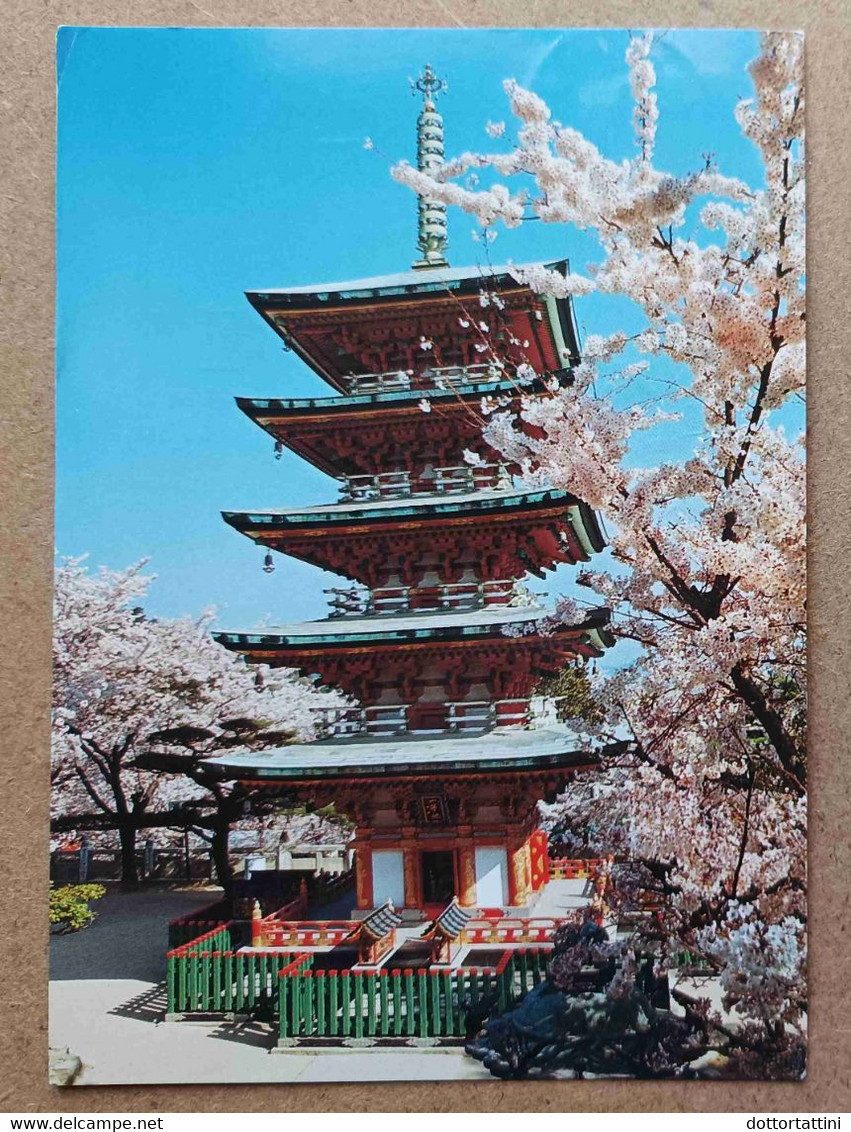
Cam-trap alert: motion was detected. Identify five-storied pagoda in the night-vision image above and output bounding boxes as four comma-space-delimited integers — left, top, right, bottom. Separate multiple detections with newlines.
211, 66, 613, 918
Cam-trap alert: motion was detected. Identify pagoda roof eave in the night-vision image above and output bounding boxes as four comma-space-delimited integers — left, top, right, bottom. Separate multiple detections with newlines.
235, 370, 572, 421
246, 260, 566, 307
245, 259, 581, 391
213, 604, 614, 653
224, 487, 584, 528
234, 370, 578, 480
201, 727, 606, 783
222, 487, 606, 566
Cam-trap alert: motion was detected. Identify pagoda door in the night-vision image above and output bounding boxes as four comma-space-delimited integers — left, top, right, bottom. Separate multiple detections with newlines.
421, 850, 456, 905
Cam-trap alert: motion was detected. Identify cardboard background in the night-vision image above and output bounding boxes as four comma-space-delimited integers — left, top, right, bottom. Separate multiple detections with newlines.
1, 0, 846, 1113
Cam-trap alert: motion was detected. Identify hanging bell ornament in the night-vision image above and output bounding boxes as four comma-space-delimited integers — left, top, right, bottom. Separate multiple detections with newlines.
263, 552, 275, 574
274, 440, 283, 460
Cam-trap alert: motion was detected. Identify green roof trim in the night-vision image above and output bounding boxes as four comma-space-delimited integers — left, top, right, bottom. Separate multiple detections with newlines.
222, 489, 606, 560
236, 369, 573, 419
212, 748, 594, 780
213, 605, 613, 652
226, 488, 575, 529
206, 744, 600, 783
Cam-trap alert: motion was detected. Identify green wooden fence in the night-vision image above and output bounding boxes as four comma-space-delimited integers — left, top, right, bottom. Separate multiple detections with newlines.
166, 923, 294, 1016
166, 919, 551, 1039
278, 947, 550, 1041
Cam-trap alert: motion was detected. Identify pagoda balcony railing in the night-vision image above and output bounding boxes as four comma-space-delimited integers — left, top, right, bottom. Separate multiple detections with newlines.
312, 699, 536, 739
324, 579, 537, 618
343, 362, 495, 396
338, 463, 512, 502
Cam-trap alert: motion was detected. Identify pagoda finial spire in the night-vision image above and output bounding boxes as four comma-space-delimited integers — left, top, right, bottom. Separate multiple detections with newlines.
411, 63, 449, 270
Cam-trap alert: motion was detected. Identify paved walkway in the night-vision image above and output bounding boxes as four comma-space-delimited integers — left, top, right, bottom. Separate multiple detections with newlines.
527, 878, 593, 917
49, 979, 487, 1086
50, 885, 224, 982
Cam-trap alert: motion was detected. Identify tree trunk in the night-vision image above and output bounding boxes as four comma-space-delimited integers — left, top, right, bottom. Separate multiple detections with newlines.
210, 820, 234, 897
118, 817, 139, 889
729, 662, 806, 789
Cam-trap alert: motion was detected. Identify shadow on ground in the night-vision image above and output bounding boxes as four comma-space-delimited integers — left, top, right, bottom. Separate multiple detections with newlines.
105, 980, 278, 1050
109, 981, 169, 1024
208, 1018, 276, 1050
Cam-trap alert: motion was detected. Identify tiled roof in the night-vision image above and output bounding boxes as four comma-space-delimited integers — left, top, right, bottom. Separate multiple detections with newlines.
219, 601, 551, 639
348, 900, 403, 941
222, 486, 577, 524
235, 371, 567, 416
246, 262, 544, 300
424, 898, 471, 940
203, 727, 600, 781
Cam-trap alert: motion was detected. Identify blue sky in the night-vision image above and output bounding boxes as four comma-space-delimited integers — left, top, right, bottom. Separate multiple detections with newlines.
57, 27, 770, 658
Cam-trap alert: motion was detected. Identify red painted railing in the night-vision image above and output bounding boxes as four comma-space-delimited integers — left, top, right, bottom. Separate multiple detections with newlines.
463, 917, 559, 945
264, 893, 309, 920
278, 952, 313, 977
547, 857, 607, 881
258, 919, 357, 948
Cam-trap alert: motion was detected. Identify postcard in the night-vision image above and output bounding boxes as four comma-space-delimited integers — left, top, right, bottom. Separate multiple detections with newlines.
50, 27, 805, 1085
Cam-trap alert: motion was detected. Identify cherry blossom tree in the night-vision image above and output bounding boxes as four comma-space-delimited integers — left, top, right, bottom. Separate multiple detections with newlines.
394, 32, 806, 1075
52, 557, 331, 888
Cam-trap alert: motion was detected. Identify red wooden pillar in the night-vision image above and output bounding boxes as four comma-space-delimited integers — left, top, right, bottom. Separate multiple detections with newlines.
508, 841, 530, 907
529, 829, 549, 891
250, 899, 264, 945
355, 843, 374, 910
403, 846, 422, 908
457, 842, 477, 907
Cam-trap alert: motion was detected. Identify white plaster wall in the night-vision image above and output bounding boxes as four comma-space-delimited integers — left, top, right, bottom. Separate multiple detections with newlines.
474, 846, 508, 906
371, 849, 406, 906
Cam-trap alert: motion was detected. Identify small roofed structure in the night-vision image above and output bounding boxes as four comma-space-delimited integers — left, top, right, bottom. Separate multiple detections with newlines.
345, 899, 404, 967
421, 897, 471, 965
